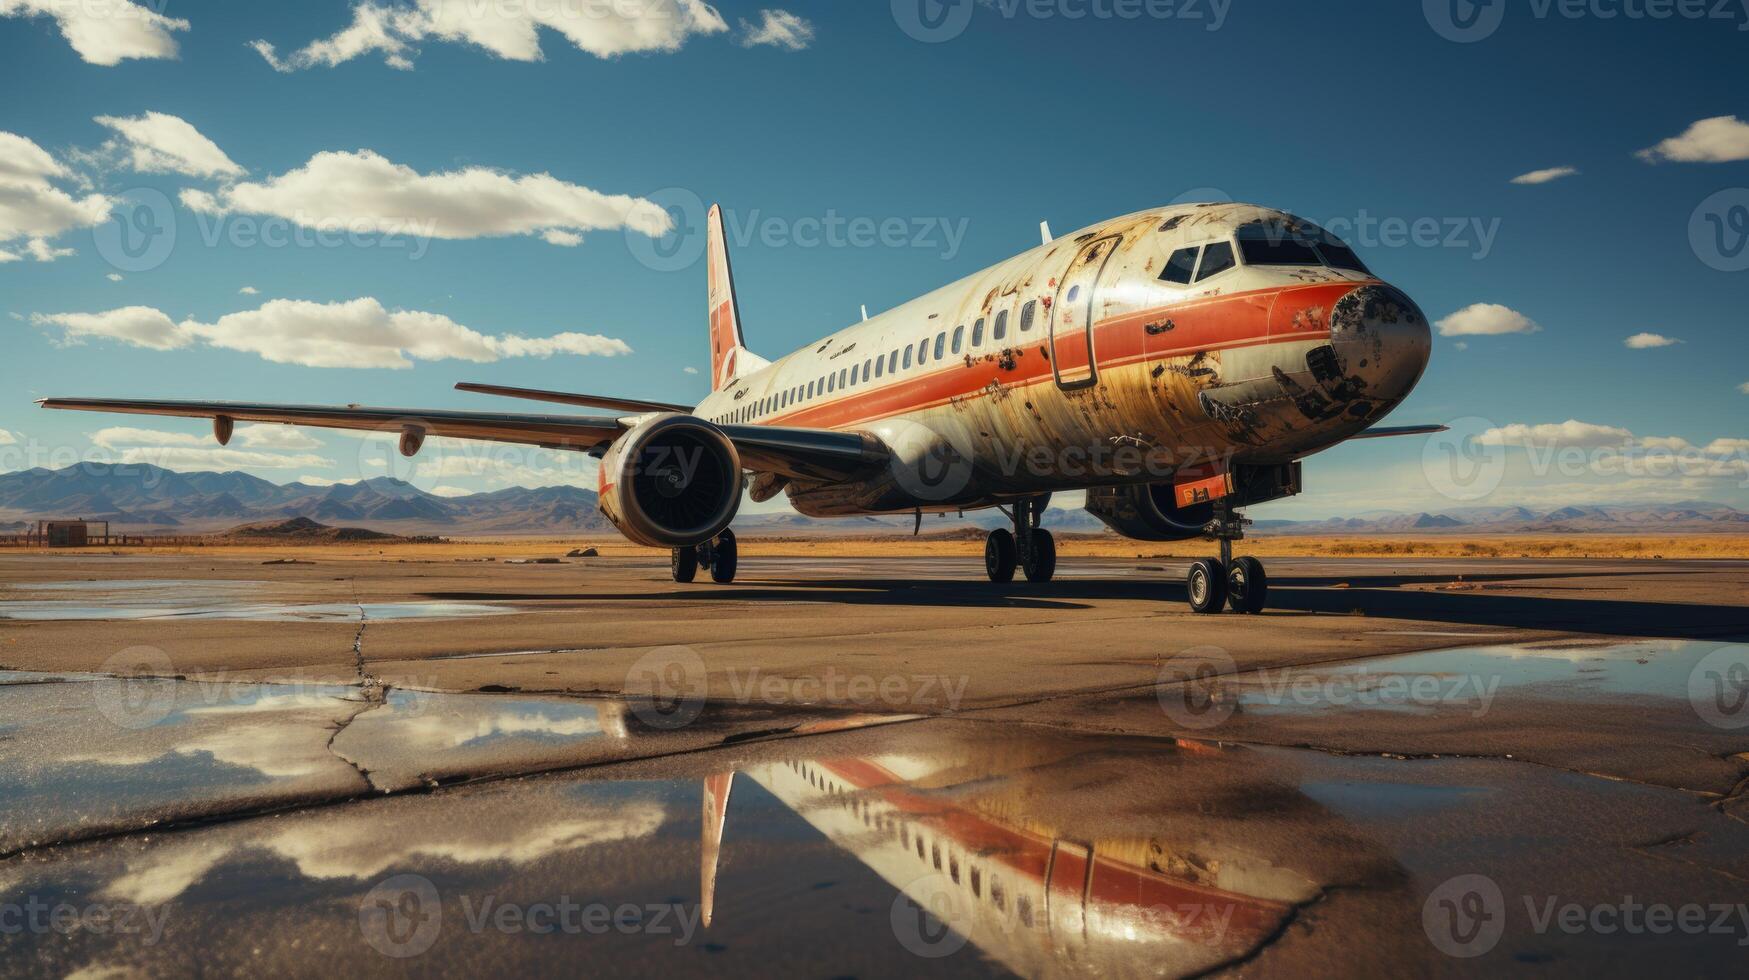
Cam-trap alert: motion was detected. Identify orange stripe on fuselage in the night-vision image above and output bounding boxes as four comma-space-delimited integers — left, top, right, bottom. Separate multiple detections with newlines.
754, 281, 1361, 432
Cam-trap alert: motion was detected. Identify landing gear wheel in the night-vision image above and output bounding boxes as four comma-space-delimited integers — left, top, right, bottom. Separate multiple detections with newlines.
1022, 529, 1056, 582
985, 528, 1016, 583
1186, 558, 1227, 614
1225, 555, 1267, 614
709, 529, 738, 583
671, 545, 698, 583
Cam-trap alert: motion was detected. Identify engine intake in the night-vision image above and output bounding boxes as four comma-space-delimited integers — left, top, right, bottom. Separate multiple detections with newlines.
598, 414, 741, 548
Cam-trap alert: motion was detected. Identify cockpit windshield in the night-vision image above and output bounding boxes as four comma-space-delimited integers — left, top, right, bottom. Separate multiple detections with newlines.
1235, 222, 1370, 274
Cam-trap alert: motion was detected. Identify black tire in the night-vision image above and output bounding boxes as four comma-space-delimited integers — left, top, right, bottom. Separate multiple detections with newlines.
1022, 528, 1057, 582
985, 528, 1016, 582
1187, 558, 1227, 614
1226, 555, 1267, 614
710, 529, 738, 583
671, 546, 698, 583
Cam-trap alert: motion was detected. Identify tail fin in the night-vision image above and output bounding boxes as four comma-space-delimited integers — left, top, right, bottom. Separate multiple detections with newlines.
706, 205, 744, 390
706, 205, 765, 390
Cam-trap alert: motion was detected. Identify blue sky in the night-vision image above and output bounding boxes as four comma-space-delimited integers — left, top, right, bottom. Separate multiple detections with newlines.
2, 0, 1746, 516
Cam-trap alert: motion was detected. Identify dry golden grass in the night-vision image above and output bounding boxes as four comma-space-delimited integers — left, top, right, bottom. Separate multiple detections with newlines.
7, 533, 1748, 561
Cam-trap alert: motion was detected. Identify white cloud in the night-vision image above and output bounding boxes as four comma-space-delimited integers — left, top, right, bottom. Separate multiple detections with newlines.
239, 285, 259, 295
1476, 420, 1635, 449
739, 9, 813, 50
1452, 341, 1468, 351
252, 0, 727, 71
1637, 115, 1749, 164
428, 484, 474, 497
683, 365, 699, 374
1624, 332, 1682, 349
1739, 381, 1749, 395
93, 111, 243, 179
117, 446, 333, 471
33, 297, 631, 369
294, 475, 358, 487
92, 424, 322, 452
106, 272, 123, 282
0, 130, 111, 259
1434, 303, 1541, 337
33, 306, 190, 350
1510, 166, 1578, 185
180, 149, 670, 246
0, 0, 189, 65
0, 429, 16, 445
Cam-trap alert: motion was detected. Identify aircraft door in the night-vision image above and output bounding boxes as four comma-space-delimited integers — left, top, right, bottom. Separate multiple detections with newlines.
1050, 236, 1120, 389
1046, 839, 1092, 939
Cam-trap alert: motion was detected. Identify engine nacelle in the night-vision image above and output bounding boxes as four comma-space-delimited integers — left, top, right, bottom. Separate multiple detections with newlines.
1085, 483, 1214, 541
598, 414, 741, 548
1085, 463, 1301, 541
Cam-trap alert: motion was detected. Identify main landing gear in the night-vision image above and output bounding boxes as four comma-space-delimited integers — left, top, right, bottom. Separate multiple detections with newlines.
985, 495, 1056, 583
1186, 503, 1268, 615
672, 528, 738, 584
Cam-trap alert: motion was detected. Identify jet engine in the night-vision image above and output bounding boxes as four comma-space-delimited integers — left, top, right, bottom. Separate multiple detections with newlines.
598, 414, 742, 548
1085, 463, 1301, 541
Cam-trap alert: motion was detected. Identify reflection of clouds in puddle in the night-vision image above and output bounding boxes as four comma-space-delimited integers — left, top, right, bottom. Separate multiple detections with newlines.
361, 694, 630, 750
100, 800, 665, 906
60, 688, 360, 779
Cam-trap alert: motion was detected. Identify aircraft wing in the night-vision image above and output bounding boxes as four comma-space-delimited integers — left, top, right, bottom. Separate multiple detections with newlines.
1350, 423, 1449, 440
37, 397, 629, 452
36, 397, 888, 481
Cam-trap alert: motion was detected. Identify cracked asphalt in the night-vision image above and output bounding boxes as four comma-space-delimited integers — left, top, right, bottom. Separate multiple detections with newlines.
1, 552, 1747, 977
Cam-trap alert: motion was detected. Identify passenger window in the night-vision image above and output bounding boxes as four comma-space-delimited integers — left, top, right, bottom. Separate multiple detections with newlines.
889, 350, 899, 374
916, 339, 928, 365
1195, 240, 1235, 281
1020, 300, 1035, 332
952, 325, 964, 354
933, 332, 945, 359
863, 358, 872, 379
874, 356, 883, 378
1160, 246, 1200, 284
838, 368, 847, 388
827, 374, 835, 393
971, 318, 984, 347
1066, 285, 1080, 303
993, 309, 1008, 341
903, 346, 912, 369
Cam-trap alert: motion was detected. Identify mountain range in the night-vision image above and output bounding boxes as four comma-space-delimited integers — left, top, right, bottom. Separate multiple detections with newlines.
0, 464, 1745, 536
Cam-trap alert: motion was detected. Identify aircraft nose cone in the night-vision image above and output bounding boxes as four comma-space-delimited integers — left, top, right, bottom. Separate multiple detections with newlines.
1316, 284, 1433, 414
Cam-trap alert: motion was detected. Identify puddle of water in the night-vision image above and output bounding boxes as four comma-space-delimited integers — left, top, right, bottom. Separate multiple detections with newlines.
1234, 639, 1719, 716
0, 728, 1316, 978
0, 601, 513, 622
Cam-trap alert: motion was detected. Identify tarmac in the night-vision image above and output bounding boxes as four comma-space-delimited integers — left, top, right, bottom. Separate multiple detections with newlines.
2, 551, 1747, 977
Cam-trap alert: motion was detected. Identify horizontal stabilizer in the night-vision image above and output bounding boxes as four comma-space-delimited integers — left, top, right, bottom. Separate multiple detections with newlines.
455, 382, 690, 415
1351, 424, 1449, 440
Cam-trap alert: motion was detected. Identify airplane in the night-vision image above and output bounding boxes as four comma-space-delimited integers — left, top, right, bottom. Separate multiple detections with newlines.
39, 201, 1439, 614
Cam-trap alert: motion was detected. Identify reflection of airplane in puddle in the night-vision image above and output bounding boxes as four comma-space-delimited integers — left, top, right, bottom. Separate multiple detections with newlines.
700, 742, 1300, 977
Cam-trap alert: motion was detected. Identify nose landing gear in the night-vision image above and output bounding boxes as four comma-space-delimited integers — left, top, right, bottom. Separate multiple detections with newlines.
985, 495, 1055, 583
671, 528, 739, 584
1187, 503, 1268, 614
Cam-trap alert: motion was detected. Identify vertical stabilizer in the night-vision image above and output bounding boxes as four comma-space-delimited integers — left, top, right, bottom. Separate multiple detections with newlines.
707, 205, 752, 390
